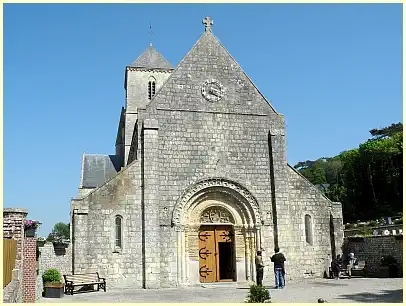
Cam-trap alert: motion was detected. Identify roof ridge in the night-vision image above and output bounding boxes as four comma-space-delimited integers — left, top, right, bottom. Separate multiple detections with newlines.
209, 32, 278, 114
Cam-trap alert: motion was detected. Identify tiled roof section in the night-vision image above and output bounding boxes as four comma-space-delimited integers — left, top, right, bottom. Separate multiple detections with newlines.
82, 154, 121, 188
129, 45, 173, 69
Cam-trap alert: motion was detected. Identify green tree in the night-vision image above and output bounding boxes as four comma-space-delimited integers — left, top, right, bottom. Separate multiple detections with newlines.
47, 222, 70, 242
293, 123, 402, 223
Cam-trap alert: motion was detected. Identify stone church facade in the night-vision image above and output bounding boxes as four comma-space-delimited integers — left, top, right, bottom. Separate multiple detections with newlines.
70, 17, 344, 289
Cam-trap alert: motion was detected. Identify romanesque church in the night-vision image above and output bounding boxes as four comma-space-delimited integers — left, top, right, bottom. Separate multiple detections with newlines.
70, 17, 344, 289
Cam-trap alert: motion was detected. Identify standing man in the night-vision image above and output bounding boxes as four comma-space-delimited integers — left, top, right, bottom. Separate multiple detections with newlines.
271, 247, 286, 289
347, 252, 356, 279
332, 254, 343, 279
255, 250, 265, 286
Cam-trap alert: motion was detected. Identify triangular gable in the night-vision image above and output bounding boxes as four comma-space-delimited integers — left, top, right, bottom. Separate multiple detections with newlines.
146, 29, 277, 115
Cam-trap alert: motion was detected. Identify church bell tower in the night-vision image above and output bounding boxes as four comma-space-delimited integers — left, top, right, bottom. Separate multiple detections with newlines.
119, 44, 173, 166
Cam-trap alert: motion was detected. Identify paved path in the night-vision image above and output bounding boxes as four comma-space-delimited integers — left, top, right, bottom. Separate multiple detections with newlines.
39, 278, 403, 303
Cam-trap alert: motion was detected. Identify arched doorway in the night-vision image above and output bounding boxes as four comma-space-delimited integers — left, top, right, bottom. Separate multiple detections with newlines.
198, 207, 236, 283
172, 178, 263, 286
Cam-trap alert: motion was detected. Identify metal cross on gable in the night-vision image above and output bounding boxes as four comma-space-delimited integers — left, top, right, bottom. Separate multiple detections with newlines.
202, 16, 213, 32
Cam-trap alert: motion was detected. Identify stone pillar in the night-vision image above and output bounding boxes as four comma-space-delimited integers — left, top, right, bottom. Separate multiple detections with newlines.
248, 227, 255, 282
242, 226, 251, 280
255, 225, 261, 250
175, 225, 185, 286
141, 119, 160, 288
331, 202, 344, 256
3, 208, 27, 267
71, 203, 89, 275
268, 121, 294, 258
23, 236, 36, 302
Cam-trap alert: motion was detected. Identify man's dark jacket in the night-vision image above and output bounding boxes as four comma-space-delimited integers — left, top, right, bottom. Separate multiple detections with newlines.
271, 252, 286, 272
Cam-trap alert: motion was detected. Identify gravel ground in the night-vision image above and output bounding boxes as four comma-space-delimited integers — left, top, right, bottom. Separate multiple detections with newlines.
39, 277, 403, 303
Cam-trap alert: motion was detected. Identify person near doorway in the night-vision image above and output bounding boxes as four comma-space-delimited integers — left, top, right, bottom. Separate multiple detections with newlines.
332, 254, 342, 279
255, 250, 265, 286
346, 252, 356, 279
271, 247, 286, 289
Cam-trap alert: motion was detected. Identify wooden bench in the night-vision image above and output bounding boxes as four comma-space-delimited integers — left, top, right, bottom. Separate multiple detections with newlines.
63, 273, 106, 295
351, 260, 367, 277
329, 260, 367, 278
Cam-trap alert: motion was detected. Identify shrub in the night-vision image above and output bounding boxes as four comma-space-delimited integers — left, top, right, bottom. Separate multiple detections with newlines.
393, 218, 403, 225
42, 269, 62, 284
245, 284, 271, 303
358, 226, 373, 237
345, 223, 355, 229
368, 220, 378, 227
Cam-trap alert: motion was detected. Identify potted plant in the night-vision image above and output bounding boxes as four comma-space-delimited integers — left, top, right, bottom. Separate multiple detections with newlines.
43, 268, 64, 298
24, 220, 41, 237
47, 232, 69, 252
380, 255, 398, 278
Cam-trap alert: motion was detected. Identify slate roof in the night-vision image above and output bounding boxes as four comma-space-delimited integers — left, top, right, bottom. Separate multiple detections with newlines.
81, 154, 121, 188
128, 45, 173, 69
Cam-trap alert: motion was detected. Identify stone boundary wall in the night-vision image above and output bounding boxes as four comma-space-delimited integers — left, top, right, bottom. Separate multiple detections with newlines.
3, 208, 27, 303
343, 235, 403, 277
36, 242, 72, 300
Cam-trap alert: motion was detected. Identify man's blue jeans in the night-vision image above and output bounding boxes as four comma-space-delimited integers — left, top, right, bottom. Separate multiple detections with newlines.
274, 268, 285, 288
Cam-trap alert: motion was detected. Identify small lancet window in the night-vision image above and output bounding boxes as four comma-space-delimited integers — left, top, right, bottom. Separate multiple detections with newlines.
148, 80, 156, 100
305, 214, 313, 245
115, 215, 122, 249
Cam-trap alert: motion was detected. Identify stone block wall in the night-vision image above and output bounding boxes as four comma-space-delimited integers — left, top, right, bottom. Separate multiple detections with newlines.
71, 158, 144, 289
344, 235, 403, 277
36, 242, 72, 300
286, 167, 343, 280
3, 208, 27, 303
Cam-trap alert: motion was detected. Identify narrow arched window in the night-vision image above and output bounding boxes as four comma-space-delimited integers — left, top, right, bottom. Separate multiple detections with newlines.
115, 215, 122, 249
148, 80, 156, 100
305, 214, 313, 245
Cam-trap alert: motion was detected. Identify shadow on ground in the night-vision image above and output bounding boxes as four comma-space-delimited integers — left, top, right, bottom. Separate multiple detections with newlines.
337, 289, 403, 303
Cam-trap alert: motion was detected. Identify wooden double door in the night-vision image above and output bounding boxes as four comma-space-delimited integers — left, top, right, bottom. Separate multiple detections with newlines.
198, 225, 235, 283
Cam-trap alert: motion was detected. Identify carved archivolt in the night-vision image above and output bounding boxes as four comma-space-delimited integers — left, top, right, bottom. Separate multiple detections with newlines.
200, 207, 234, 224
171, 178, 261, 226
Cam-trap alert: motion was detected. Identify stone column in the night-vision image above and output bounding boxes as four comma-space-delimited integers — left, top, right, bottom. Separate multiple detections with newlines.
248, 227, 255, 282
174, 225, 186, 286
176, 226, 183, 285
141, 118, 160, 288
242, 226, 251, 280
255, 225, 261, 250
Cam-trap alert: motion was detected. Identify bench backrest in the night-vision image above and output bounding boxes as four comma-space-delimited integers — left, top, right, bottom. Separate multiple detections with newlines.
64, 273, 100, 283
356, 260, 366, 268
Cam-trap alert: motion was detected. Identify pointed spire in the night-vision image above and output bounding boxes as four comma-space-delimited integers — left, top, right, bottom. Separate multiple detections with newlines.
128, 45, 172, 69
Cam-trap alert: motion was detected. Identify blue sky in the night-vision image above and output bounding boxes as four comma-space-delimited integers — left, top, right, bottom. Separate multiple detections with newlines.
4, 4, 402, 237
